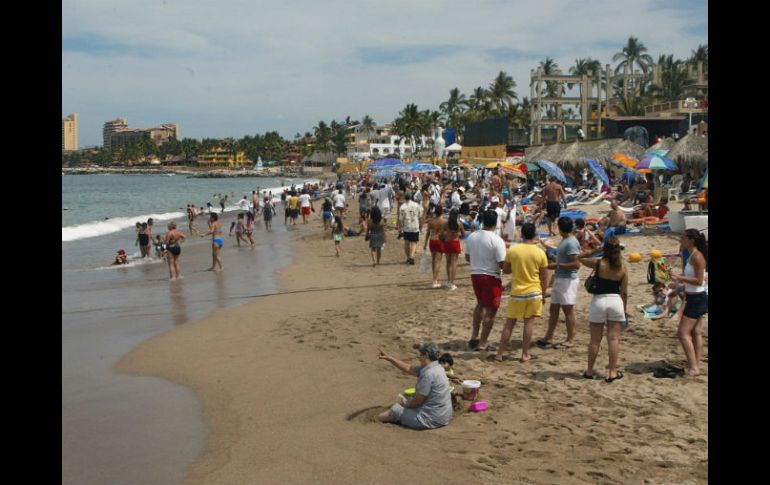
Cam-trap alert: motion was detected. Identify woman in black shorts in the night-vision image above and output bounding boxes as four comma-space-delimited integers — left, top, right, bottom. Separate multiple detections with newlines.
671, 229, 708, 377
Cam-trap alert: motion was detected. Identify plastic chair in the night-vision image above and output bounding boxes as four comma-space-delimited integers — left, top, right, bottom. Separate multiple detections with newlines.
667, 181, 683, 201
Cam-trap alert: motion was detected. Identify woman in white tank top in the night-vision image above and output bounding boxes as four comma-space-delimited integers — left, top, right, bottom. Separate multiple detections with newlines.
671, 229, 708, 377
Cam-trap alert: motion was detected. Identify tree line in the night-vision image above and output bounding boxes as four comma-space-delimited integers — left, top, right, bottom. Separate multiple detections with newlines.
63, 37, 706, 167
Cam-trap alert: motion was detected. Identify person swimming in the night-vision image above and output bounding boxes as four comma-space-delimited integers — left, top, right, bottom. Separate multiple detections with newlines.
112, 249, 128, 265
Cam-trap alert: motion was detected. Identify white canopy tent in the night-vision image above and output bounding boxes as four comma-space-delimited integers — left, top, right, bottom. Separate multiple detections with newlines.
445, 143, 462, 152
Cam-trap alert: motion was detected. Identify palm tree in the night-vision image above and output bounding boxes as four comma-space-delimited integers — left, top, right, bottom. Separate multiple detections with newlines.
538, 57, 563, 120
689, 44, 708, 71
358, 114, 376, 139
488, 71, 518, 116
613, 37, 654, 97
649, 54, 692, 102
466, 86, 491, 122
394, 103, 427, 154
439, 88, 467, 129
568, 58, 603, 89
615, 96, 645, 116
567, 58, 602, 116
313, 121, 332, 153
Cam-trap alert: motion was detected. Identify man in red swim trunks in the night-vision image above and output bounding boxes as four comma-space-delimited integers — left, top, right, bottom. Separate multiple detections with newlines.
464, 210, 507, 352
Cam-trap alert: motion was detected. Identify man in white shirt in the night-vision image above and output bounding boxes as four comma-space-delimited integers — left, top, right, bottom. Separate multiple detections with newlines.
464, 210, 507, 352
238, 196, 250, 212
377, 183, 392, 221
397, 191, 424, 265
489, 196, 506, 238
333, 191, 346, 218
299, 190, 314, 224
450, 186, 462, 210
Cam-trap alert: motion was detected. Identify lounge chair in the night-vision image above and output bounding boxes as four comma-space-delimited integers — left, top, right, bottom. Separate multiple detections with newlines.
569, 193, 607, 206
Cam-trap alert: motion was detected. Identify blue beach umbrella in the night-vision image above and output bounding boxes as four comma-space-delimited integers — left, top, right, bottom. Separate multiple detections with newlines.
410, 162, 442, 173
536, 160, 567, 184
636, 154, 678, 171
373, 169, 398, 178
645, 149, 670, 157
369, 158, 404, 170
697, 167, 708, 192
585, 158, 610, 188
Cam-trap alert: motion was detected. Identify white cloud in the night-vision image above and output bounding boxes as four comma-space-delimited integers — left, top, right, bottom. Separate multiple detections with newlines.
62, 0, 707, 146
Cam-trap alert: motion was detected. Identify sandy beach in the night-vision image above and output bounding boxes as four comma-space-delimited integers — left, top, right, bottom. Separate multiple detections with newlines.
116, 199, 707, 485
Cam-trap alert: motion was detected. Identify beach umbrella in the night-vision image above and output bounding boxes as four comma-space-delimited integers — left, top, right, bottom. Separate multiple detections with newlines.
536, 160, 567, 184
697, 167, 708, 191
499, 165, 527, 178
373, 169, 398, 178
585, 158, 610, 188
606, 154, 644, 174
636, 153, 678, 171
610, 152, 639, 169
410, 162, 442, 173
645, 149, 670, 157
369, 158, 404, 170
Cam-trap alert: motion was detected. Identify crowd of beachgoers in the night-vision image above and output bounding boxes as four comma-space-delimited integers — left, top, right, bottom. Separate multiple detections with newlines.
123, 162, 707, 433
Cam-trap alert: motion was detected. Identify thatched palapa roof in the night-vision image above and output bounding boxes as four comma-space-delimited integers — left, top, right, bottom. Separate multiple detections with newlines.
527, 138, 647, 170
667, 133, 708, 169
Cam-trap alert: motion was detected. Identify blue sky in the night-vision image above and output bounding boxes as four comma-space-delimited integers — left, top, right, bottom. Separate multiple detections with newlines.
62, 0, 707, 147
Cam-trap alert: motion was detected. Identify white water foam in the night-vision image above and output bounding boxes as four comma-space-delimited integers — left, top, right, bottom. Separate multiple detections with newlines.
62, 180, 322, 243
62, 211, 184, 242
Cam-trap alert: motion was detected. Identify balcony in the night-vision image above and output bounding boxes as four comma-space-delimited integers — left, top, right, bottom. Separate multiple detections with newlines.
644, 99, 708, 116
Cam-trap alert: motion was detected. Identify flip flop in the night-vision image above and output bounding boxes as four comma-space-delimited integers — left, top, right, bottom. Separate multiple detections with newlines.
582, 371, 598, 380
476, 345, 497, 352
468, 339, 480, 350
552, 342, 575, 350
535, 339, 552, 348
519, 354, 538, 363
605, 371, 624, 383
653, 368, 684, 379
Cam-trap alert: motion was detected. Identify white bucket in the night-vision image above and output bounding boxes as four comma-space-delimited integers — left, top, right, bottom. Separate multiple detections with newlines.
461, 380, 481, 401
668, 211, 686, 233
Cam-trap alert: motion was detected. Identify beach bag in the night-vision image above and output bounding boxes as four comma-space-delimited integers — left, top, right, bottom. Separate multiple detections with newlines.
584, 260, 600, 294
420, 253, 429, 273
647, 257, 671, 285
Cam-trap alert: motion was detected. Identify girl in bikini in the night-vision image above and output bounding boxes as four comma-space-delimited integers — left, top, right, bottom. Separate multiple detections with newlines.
200, 212, 224, 271
244, 211, 256, 247
442, 208, 465, 291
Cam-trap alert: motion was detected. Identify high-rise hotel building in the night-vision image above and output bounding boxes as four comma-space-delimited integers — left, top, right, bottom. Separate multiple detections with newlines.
103, 118, 128, 151
62, 113, 78, 151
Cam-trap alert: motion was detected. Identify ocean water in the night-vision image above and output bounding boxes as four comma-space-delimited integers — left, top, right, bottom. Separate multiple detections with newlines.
62, 174, 316, 485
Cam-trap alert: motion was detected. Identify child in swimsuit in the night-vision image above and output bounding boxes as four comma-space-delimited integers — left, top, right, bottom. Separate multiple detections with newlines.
332, 216, 344, 257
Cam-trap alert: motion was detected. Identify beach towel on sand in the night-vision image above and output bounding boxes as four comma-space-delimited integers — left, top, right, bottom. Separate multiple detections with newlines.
636, 301, 682, 319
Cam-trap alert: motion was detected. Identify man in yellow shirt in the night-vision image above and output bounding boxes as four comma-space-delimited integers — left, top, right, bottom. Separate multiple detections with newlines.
495, 223, 549, 363
288, 191, 300, 225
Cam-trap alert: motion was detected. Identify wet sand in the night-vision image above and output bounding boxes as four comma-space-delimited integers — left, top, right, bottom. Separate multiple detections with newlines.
117, 200, 707, 485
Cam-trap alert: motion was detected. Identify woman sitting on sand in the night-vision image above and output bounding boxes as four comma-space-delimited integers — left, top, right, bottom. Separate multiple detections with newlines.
377, 343, 453, 430
579, 236, 628, 382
